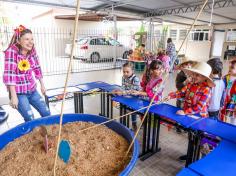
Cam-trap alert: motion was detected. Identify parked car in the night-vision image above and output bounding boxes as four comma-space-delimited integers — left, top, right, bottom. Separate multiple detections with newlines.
65, 37, 130, 62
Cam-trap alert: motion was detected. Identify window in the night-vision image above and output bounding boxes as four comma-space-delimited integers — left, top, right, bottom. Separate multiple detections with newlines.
227, 29, 236, 42
154, 30, 161, 41
109, 39, 120, 46
170, 29, 177, 41
90, 38, 108, 45
179, 29, 187, 40
76, 38, 88, 45
190, 29, 210, 41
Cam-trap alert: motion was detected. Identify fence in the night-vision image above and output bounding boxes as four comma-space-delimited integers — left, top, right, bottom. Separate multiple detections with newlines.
0, 26, 135, 76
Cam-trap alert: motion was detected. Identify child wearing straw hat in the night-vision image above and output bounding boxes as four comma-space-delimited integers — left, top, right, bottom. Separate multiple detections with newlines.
166, 62, 214, 117
175, 59, 198, 108
165, 61, 213, 161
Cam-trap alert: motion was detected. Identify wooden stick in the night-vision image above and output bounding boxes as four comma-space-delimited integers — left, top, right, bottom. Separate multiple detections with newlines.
125, 0, 209, 156
53, 0, 81, 175
78, 100, 164, 133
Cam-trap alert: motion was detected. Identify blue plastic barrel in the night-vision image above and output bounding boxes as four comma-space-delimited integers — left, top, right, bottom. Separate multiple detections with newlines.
0, 114, 139, 176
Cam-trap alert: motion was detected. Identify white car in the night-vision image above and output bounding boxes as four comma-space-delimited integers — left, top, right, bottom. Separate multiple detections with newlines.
65, 37, 130, 62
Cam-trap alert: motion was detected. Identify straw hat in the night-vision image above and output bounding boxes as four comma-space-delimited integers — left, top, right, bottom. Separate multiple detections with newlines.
176, 60, 197, 70
182, 61, 215, 87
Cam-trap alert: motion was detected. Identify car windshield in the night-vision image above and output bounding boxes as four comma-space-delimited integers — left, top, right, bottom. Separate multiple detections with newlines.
75, 38, 88, 45
109, 39, 120, 46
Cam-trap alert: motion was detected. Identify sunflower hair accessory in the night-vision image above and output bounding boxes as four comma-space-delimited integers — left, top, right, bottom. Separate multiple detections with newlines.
18, 59, 30, 71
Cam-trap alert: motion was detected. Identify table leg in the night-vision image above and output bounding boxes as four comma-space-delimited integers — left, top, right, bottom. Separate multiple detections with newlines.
78, 92, 84, 114
155, 115, 161, 153
73, 93, 78, 113
106, 93, 109, 118
140, 114, 148, 158
124, 106, 128, 127
120, 104, 124, 124
193, 132, 201, 162
140, 114, 161, 161
110, 95, 113, 119
186, 131, 195, 167
147, 113, 152, 151
100, 91, 103, 116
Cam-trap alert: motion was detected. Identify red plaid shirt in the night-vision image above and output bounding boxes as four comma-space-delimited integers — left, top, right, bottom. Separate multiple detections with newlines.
169, 81, 211, 117
3, 44, 43, 94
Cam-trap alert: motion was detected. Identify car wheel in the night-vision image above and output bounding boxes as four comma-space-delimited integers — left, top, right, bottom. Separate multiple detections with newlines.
123, 51, 129, 59
90, 53, 100, 63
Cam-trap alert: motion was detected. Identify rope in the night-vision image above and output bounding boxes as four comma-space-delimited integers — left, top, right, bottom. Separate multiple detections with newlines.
53, 0, 81, 175
125, 0, 210, 156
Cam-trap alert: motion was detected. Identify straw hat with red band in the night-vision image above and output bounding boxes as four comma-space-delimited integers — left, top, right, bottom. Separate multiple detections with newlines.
181, 61, 215, 87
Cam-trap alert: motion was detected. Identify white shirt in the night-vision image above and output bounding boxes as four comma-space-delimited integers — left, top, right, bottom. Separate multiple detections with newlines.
208, 78, 225, 112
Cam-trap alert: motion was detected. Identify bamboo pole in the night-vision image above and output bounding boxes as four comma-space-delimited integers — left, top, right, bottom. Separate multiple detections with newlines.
53, 0, 81, 175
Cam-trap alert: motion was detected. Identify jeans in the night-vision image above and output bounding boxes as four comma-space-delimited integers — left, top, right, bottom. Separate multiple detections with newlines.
17, 90, 51, 122
208, 111, 219, 120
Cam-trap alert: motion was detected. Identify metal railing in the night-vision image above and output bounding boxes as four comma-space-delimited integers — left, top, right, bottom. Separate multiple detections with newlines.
0, 26, 133, 76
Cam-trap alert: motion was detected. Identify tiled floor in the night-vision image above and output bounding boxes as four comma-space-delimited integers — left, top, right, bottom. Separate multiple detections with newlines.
0, 60, 230, 175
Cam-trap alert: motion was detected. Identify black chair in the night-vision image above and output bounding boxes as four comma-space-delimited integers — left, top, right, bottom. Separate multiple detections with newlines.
0, 106, 9, 124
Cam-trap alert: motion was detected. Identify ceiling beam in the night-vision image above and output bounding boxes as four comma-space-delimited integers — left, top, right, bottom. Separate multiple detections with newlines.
93, 0, 151, 12
174, 15, 213, 24
145, 0, 235, 17
170, 0, 236, 22
203, 10, 236, 21
153, 17, 191, 26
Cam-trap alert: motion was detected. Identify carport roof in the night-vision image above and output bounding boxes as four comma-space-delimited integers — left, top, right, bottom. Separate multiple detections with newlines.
2, 0, 236, 25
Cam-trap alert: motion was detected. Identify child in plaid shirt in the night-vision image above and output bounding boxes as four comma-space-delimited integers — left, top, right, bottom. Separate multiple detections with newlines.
113, 62, 141, 131
3, 25, 50, 122
166, 62, 213, 117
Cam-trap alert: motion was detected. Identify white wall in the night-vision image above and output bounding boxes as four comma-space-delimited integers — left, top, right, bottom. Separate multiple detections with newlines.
175, 40, 211, 61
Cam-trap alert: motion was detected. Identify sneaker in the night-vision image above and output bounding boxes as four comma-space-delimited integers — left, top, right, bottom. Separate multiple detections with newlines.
176, 127, 182, 134
178, 155, 187, 161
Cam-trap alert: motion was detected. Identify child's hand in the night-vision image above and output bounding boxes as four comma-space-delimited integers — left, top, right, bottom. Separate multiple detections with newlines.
131, 90, 140, 96
163, 96, 170, 102
176, 110, 185, 115
112, 90, 123, 95
117, 91, 123, 96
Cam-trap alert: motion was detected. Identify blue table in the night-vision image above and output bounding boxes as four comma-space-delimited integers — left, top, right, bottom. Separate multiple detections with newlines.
112, 95, 150, 114
189, 140, 236, 176
176, 168, 200, 176
76, 81, 111, 91
74, 81, 112, 113
148, 103, 204, 166
112, 95, 162, 160
149, 103, 202, 128
190, 118, 236, 144
45, 86, 82, 113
